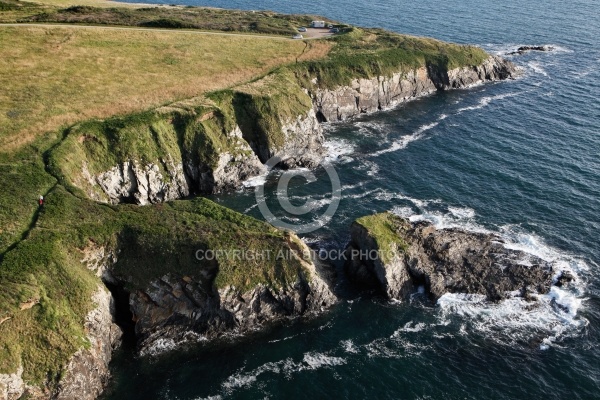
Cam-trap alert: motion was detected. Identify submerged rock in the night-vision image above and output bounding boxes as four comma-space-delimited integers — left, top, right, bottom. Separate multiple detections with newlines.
345, 213, 556, 302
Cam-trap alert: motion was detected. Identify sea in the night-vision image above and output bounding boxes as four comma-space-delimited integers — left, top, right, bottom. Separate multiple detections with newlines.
103, 0, 600, 398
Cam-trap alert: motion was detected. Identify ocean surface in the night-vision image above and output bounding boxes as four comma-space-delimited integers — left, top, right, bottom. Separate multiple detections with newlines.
105, 0, 600, 398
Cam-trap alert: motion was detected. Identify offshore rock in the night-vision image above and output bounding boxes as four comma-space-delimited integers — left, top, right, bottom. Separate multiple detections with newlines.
507, 45, 555, 55
345, 214, 554, 302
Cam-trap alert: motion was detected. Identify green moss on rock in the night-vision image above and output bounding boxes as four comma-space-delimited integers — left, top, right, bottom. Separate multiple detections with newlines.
0, 184, 308, 383
354, 212, 410, 264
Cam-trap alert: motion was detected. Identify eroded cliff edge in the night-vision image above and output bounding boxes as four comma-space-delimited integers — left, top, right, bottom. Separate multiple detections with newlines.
0, 188, 336, 400
0, 25, 520, 400
49, 29, 517, 205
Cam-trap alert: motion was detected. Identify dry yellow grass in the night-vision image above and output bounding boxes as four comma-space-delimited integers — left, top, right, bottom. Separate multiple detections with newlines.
23, 0, 151, 8
0, 25, 331, 152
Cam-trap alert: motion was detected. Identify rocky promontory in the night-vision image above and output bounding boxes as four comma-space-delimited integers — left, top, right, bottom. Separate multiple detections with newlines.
0, 14, 522, 400
50, 36, 517, 206
312, 55, 516, 122
345, 213, 556, 301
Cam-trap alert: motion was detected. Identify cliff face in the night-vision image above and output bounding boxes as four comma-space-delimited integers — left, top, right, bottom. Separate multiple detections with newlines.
57, 113, 268, 205
51, 79, 322, 205
54, 288, 122, 400
0, 367, 24, 400
0, 288, 121, 400
124, 237, 336, 355
345, 213, 556, 302
312, 56, 517, 122
51, 56, 516, 205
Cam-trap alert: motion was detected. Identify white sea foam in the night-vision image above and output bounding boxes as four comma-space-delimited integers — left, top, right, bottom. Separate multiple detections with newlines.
527, 61, 549, 77
341, 339, 359, 354
243, 202, 259, 214
359, 160, 380, 176
376, 191, 441, 208
393, 321, 428, 334
303, 352, 347, 369
456, 91, 521, 113
345, 188, 381, 200
241, 173, 267, 188
355, 120, 389, 136
140, 332, 207, 357
371, 122, 439, 156
220, 352, 346, 394
448, 206, 476, 219
437, 288, 587, 350
392, 204, 488, 233
323, 138, 356, 163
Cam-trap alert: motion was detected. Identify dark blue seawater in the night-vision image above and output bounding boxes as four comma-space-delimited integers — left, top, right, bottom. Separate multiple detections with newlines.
105, 0, 600, 398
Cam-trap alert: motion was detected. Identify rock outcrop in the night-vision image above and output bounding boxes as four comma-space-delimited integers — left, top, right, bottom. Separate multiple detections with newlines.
0, 288, 121, 400
507, 45, 555, 55
269, 109, 325, 169
0, 366, 25, 400
54, 288, 122, 400
79, 123, 265, 205
312, 56, 517, 122
53, 55, 516, 205
128, 241, 336, 355
89, 158, 189, 206
345, 213, 555, 302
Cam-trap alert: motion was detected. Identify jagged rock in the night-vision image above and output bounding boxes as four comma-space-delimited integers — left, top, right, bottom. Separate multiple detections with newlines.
127, 240, 336, 355
312, 56, 517, 122
345, 214, 554, 302
0, 366, 25, 400
507, 45, 555, 55
276, 109, 325, 168
184, 125, 266, 193
55, 288, 122, 400
0, 288, 123, 400
93, 157, 190, 206
65, 56, 516, 204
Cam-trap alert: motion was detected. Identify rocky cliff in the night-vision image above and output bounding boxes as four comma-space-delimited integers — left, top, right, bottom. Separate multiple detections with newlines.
0, 367, 24, 400
50, 56, 516, 205
345, 213, 557, 302
54, 288, 122, 400
0, 288, 121, 400
130, 241, 336, 355
312, 55, 517, 122
50, 72, 323, 205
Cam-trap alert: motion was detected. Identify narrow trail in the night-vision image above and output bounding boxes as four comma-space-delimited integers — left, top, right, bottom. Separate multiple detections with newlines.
0, 182, 58, 264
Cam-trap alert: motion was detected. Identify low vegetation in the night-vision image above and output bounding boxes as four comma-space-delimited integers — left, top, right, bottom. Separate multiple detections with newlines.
0, 1, 494, 391
24, 5, 330, 35
293, 27, 489, 89
0, 185, 306, 384
355, 212, 409, 263
0, 25, 329, 152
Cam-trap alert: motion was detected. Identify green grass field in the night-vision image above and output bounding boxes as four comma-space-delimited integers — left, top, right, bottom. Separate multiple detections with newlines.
0, 25, 330, 152
0, 1, 493, 391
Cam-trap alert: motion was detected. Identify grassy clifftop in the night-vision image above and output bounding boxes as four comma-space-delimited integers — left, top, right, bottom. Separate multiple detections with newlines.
354, 213, 410, 264
0, 185, 306, 384
0, 3, 496, 391
293, 27, 488, 89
